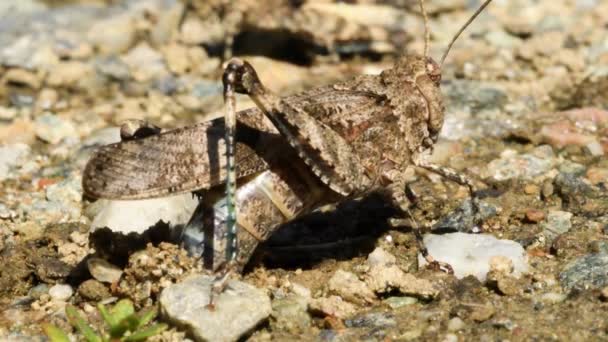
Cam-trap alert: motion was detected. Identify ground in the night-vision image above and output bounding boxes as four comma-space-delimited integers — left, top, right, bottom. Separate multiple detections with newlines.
1, 0, 608, 341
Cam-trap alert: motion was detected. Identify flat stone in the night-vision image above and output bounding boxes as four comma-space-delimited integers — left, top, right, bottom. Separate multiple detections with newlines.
49, 284, 73, 301
419, 233, 529, 281
541, 210, 573, 243
91, 193, 198, 234
560, 252, 608, 291
160, 275, 271, 342
87, 257, 123, 283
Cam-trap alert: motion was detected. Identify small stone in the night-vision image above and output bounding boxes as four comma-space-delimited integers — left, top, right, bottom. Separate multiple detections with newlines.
433, 199, 497, 232
525, 209, 545, 223
328, 269, 375, 304
600, 286, 608, 301
366, 247, 439, 299
162, 43, 193, 74
447, 317, 465, 332
560, 252, 608, 291
87, 13, 136, 55
489, 256, 514, 274
542, 181, 554, 198
290, 282, 311, 299
482, 147, 555, 181
121, 43, 168, 82
87, 258, 123, 284
3, 68, 41, 89
419, 233, 529, 281
150, 0, 185, 45
29, 284, 49, 299
309, 296, 357, 319
46, 61, 94, 88
48, 284, 73, 301
0, 143, 31, 180
586, 167, 608, 185
271, 296, 311, 334
95, 57, 131, 80
524, 184, 540, 195
585, 141, 604, 156
538, 292, 567, 304
46, 178, 82, 204
78, 279, 111, 301
383, 296, 417, 309
179, 16, 213, 45
541, 210, 573, 243
452, 301, 495, 322
443, 333, 459, 342
0, 106, 17, 120
345, 312, 396, 328
34, 113, 77, 144
36, 89, 58, 111
91, 194, 198, 234
160, 275, 271, 342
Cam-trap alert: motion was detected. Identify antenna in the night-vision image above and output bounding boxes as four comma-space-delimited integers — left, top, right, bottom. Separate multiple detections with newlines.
440, 0, 493, 67
418, 0, 430, 58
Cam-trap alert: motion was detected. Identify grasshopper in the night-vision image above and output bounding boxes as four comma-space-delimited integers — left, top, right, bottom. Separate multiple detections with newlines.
83, 0, 493, 299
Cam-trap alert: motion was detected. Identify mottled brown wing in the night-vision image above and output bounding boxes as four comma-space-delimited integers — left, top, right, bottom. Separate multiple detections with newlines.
84, 79, 388, 200
268, 80, 391, 195
83, 114, 271, 200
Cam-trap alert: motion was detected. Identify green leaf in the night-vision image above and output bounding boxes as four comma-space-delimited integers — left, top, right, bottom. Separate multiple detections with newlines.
43, 324, 70, 342
98, 304, 117, 328
135, 307, 158, 329
66, 306, 102, 342
109, 299, 135, 324
122, 323, 168, 342
99, 300, 136, 338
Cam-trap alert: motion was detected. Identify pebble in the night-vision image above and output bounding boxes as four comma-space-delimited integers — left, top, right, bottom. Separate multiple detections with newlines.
447, 317, 466, 332
121, 43, 168, 82
46, 61, 94, 88
87, 257, 123, 284
310, 295, 357, 319
149, 0, 185, 45
541, 210, 573, 243
365, 247, 439, 299
48, 284, 73, 301
601, 286, 608, 301
419, 233, 529, 281
538, 292, 567, 304
525, 209, 545, 223
433, 199, 497, 232
270, 296, 311, 334
3, 68, 41, 89
586, 167, 608, 185
45, 178, 82, 205
78, 279, 111, 301
345, 312, 396, 331
90, 194, 198, 234
87, 13, 136, 55
0, 143, 30, 180
383, 296, 417, 309
95, 57, 131, 80
328, 269, 375, 304
34, 113, 77, 144
482, 146, 555, 181
560, 252, 608, 291
160, 275, 271, 342
28, 284, 49, 299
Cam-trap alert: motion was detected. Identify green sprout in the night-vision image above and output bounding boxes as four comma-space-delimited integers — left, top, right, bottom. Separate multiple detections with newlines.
44, 299, 168, 342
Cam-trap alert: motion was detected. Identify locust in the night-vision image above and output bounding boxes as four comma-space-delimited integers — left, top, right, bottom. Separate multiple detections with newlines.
83, 0, 493, 302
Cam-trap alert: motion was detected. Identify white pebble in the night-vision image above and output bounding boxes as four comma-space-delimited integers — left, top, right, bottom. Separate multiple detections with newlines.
418, 233, 529, 281
49, 284, 73, 301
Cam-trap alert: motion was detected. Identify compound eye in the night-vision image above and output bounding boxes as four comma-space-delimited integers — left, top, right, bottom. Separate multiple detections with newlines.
426, 63, 435, 73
